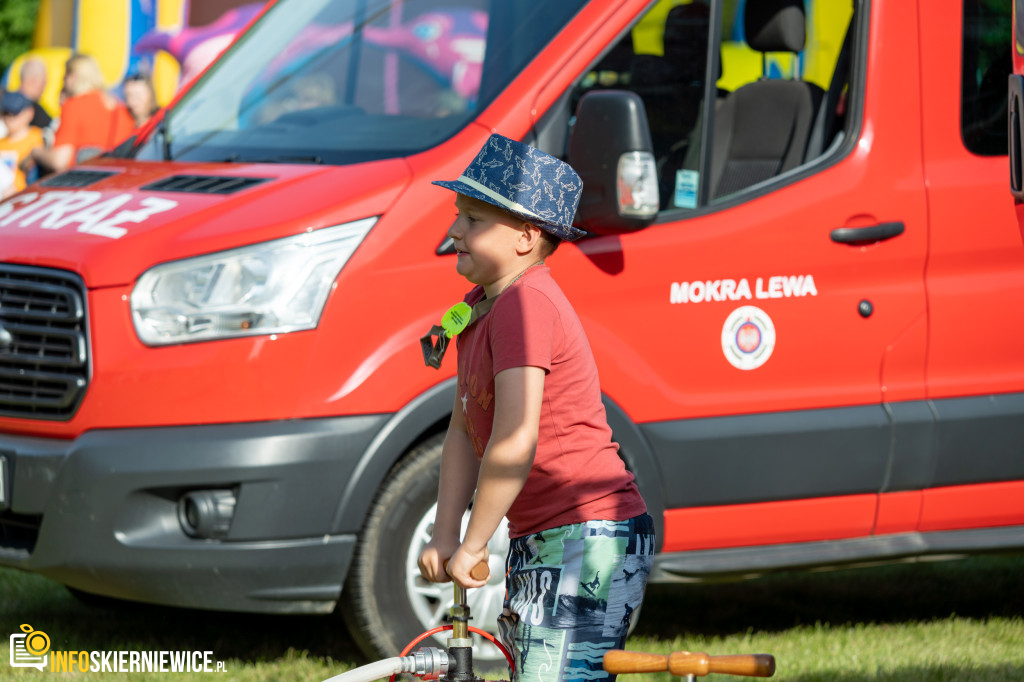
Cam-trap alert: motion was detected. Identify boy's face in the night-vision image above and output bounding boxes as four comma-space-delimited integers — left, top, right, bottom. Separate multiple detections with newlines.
447, 194, 530, 291
1, 107, 32, 135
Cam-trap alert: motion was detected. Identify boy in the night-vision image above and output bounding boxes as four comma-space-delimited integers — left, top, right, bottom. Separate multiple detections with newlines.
418, 134, 655, 682
0, 92, 44, 199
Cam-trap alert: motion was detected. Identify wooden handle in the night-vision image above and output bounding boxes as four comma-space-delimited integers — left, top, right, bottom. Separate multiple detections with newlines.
469, 561, 490, 581
603, 650, 775, 678
443, 559, 491, 581
603, 651, 672, 674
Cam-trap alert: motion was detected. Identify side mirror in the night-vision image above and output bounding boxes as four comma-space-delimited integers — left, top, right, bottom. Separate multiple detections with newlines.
568, 90, 659, 235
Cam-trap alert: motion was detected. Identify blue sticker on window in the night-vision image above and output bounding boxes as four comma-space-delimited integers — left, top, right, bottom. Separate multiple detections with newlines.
674, 170, 699, 209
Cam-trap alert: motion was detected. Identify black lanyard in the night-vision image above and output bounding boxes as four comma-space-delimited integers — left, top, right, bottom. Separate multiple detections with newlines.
420, 261, 544, 369
420, 296, 497, 369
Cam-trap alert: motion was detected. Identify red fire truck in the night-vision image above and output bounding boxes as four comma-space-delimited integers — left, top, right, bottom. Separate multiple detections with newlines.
1, 0, 1020, 663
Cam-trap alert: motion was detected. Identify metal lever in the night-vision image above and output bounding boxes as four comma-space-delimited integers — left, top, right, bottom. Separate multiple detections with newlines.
447, 561, 490, 642
442, 560, 491, 682
830, 221, 904, 244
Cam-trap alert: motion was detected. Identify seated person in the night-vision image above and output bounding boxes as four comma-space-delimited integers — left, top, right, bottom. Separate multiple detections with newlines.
253, 72, 337, 125
18, 58, 54, 131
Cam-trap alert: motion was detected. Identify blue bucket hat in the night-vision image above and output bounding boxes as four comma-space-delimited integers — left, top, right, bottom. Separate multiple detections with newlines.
433, 133, 586, 241
0, 91, 32, 115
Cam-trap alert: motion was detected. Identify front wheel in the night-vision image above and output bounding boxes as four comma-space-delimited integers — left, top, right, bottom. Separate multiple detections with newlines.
339, 434, 509, 669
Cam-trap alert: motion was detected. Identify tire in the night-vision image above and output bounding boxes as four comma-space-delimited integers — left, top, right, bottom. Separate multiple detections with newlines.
340, 433, 510, 673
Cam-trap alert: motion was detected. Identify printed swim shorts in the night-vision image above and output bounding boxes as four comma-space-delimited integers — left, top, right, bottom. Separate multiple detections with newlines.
498, 513, 655, 682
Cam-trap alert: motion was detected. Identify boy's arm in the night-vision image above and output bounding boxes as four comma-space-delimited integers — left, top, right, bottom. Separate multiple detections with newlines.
448, 365, 545, 587
418, 392, 480, 583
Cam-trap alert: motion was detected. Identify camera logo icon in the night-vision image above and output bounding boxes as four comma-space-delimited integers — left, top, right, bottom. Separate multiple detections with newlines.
10, 624, 50, 671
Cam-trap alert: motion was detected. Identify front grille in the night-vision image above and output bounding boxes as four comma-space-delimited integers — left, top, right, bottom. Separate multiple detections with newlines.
0, 511, 41, 554
141, 175, 269, 194
0, 264, 89, 420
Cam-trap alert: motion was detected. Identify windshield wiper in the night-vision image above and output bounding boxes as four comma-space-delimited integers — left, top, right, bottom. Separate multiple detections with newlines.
219, 154, 324, 164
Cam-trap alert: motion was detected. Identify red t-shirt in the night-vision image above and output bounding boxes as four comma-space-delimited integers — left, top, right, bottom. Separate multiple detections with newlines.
53, 91, 135, 160
456, 265, 646, 537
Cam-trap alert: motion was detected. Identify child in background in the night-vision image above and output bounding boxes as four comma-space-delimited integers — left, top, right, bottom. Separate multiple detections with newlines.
0, 92, 44, 198
418, 133, 655, 682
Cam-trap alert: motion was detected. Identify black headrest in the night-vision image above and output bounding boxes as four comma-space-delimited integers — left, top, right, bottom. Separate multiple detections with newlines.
664, 3, 713, 82
745, 0, 806, 53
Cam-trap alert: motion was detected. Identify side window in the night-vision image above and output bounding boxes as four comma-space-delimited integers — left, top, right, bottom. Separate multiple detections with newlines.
573, 0, 856, 212
962, 0, 1012, 155
574, 1, 715, 210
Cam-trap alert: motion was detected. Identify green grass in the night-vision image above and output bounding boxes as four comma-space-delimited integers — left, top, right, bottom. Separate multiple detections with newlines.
624, 553, 1024, 682
1, 554, 1022, 681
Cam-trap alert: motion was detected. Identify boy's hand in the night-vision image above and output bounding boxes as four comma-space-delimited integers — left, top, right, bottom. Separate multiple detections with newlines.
446, 545, 490, 589
418, 539, 456, 583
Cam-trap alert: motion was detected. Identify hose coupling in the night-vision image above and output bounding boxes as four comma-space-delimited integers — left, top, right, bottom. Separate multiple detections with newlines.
401, 647, 449, 680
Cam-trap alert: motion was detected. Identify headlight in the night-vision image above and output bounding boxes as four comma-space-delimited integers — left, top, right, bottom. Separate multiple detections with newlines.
131, 218, 375, 345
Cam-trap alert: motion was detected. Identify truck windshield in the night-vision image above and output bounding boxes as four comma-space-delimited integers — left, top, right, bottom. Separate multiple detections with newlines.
132, 0, 587, 165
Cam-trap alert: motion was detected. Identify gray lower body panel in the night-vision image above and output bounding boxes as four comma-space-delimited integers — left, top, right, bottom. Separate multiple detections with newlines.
641, 393, 1024, 509
0, 415, 388, 613
653, 524, 1024, 580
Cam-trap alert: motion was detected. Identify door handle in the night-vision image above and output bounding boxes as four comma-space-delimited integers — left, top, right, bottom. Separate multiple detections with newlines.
830, 221, 905, 244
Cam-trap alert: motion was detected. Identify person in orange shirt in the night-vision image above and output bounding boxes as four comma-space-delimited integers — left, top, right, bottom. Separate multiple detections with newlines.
32, 54, 135, 174
0, 92, 45, 198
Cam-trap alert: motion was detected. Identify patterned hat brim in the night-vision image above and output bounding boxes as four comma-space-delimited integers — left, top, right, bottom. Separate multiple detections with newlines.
433, 178, 587, 242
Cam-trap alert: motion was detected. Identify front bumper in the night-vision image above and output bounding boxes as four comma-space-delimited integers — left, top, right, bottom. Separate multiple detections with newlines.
0, 415, 388, 613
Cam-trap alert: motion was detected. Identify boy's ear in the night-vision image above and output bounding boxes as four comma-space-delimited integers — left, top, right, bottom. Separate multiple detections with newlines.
514, 222, 542, 255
